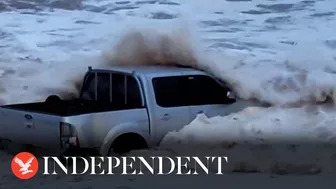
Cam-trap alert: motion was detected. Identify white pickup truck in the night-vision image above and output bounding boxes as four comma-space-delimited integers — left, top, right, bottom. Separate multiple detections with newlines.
0, 65, 262, 157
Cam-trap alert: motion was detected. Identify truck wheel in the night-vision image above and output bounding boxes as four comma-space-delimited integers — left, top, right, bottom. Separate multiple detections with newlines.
108, 133, 148, 156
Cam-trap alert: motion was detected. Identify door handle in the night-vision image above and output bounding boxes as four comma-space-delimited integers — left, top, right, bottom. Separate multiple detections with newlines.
197, 110, 204, 114
161, 113, 171, 121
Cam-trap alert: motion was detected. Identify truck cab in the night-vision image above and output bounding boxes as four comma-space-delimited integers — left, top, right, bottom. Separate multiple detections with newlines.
74, 65, 244, 156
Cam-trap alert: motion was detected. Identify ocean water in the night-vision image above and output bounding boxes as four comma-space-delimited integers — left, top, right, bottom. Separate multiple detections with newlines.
1, 0, 336, 173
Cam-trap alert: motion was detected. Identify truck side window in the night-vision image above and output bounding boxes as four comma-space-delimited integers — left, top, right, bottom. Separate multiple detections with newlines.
81, 72, 142, 109
152, 76, 188, 107
97, 73, 110, 103
111, 73, 125, 107
81, 73, 96, 101
111, 74, 142, 108
187, 75, 234, 105
126, 75, 142, 108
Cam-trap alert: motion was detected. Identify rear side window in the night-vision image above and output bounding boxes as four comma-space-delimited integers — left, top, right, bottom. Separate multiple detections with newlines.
81, 73, 96, 101
80, 72, 143, 109
97, 73, 110, 103
111, 73, 126, 105
81, 72, 111, 103
126, 75, 142, 108
152, 76, 189, 107
111, 74, 142, 108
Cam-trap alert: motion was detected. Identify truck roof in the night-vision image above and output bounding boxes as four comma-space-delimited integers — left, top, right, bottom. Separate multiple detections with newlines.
91, 65, 208, 77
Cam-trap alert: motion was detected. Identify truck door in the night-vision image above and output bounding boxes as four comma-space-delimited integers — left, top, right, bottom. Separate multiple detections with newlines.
186, 75, 237, 119
150, 76, 193, 143
88, 72, 149, 146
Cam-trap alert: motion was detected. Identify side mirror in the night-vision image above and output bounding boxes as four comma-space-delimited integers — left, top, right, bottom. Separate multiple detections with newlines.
227, 91, 236, 100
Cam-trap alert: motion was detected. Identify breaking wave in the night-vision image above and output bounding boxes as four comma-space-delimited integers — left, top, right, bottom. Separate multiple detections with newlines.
101, 26, 336, 174
64, 25, 336, 107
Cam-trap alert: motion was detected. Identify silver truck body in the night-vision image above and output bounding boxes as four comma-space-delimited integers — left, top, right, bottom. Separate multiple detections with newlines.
0, 66, 260, 156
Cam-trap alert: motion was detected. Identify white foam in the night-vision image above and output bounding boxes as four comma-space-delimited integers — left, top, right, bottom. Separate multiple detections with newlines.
1, 0, 336, 173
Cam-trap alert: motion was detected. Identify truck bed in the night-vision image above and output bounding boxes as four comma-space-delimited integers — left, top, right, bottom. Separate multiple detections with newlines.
1, 100, 138, 116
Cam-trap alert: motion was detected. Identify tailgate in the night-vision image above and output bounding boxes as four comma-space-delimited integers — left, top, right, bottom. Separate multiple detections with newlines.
0, 107, 61, 148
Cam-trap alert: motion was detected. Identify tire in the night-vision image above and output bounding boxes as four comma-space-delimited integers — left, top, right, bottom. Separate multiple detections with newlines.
107, 134, 148, 156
